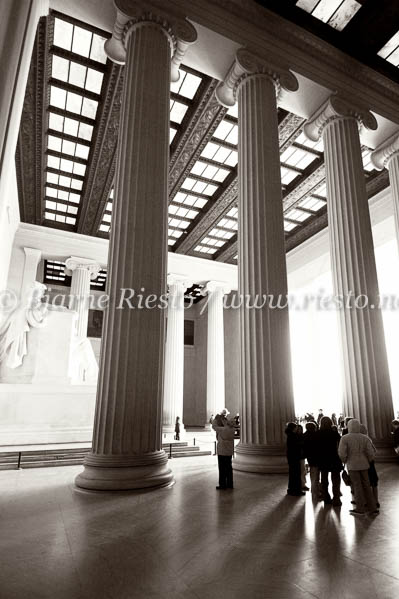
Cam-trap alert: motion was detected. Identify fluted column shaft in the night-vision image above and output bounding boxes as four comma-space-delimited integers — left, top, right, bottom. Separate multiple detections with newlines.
66, 258, 100, 339
163, 278, 188, 433
71, 268, 91, 338
206, 283, 228, 423
76, 22, 173, 490
322, 116, 393, 444
235, 74, 295, 473
388, 153, 399, 252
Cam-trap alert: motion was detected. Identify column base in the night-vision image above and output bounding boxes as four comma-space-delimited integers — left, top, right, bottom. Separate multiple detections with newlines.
234, 443, 288, 473
373, 439, 398, 462
75, 450, 174, 491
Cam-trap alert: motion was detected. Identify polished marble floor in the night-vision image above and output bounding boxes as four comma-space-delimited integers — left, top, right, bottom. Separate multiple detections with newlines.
0, 456, 398, 599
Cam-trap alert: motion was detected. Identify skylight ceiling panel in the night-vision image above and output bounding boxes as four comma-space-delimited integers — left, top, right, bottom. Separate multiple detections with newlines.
191, 161, 208, 177
386, 46, 399, 67
201, 142, 220, 160
214, 120, 234, 141
72, 26, 92, 57
281, 167, 298, 185
54, 18, 73, 51
225, 125, 238, 145
299, 196, 325, 211
227, 104, 238, 118
328, 0, 361, 31
50, 86, 67, 110
212, 146, 233, 164
171, 71, 202, 99
90, 34, 108, 64
312, 0, 348, 24
170, 128, 177, 142
81, 97, 98, 119
69, 62, 86, 87
286, 208, 310, 222
284, 221, 297, 231
224, 150, 238, 167
52, 55, 69, 81
296, 0, 361, 31
378, 31, 399, 60
170, 100, 188, 124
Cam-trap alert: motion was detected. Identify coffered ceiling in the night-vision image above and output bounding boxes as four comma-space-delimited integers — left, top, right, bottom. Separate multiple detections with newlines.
16, 5, 393, 266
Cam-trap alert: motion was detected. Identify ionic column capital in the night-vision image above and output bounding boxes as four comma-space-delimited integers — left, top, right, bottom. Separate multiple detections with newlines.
204, 281, 231, 295
370, 132, 399, 170
167, 273, 192, 294
304, 95, 377, 142
215, 48, 298, 108
105, 0, 197, 81
65, 257, 101, 280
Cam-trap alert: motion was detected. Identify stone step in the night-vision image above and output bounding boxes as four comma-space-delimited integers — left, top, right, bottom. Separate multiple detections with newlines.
0, 443, 211, 470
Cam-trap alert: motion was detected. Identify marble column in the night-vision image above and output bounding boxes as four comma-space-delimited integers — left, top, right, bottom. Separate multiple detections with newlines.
163, 275, 191, 435
216, 50, 298, 473
65, 257, 100, 339
305, 96, 395, 457
205, 281, 230, 426
75, 2, 197, 490
371, 134, 399, 254
21, 248, 42, 301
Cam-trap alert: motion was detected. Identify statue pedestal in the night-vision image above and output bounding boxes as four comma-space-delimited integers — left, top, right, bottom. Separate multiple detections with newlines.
0, 307, 76, 384
0, 383, 96, 444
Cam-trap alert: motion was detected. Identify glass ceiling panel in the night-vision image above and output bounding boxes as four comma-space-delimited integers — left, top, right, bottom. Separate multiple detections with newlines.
285, 208, 311, 222
378, 30, 399, 67
171, 71, 202, 99
296, 0, 361, 31
54, 18, 107, 64
170, 100, 188, 124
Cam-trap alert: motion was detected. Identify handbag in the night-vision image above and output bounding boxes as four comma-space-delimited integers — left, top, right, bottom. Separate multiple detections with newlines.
342, 469, 351, 486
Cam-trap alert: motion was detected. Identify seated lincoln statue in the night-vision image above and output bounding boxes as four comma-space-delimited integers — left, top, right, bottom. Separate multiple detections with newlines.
0, 282, 48, 369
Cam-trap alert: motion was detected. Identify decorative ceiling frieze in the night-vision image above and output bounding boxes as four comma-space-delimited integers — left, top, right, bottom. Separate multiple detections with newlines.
169, 80, 227, 199
78, 63, 124, 236
15, 17, 49, 225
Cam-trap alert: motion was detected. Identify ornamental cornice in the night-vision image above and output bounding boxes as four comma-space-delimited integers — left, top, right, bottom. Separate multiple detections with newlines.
169, 82, 226, 197
79, 63, 124, 236
304, 95, 378, 142
215, 48, 298, 107
105, 0, 197, 82
371, 132, 399, 170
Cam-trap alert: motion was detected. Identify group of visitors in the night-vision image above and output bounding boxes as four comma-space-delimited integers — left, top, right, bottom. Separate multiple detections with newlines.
285, 416, 380, 516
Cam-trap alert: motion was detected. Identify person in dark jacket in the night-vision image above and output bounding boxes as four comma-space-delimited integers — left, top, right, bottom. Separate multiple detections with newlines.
285, 422, 305, 496
303, 421, 320, 501
174, 416, 180, 441
317, 416, 343, 506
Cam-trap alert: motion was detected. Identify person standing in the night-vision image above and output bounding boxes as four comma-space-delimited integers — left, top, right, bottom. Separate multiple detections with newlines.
338, 419, 378, 516
174, 416, 180, 441
212, 417, 235, 490
285, 422, 305, 496
317, 409, 324, 427
317, 416, 343, 506
303, 421, 320, 501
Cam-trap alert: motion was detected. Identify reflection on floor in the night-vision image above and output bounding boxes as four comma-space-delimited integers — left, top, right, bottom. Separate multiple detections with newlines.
1, 456, 399, 599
